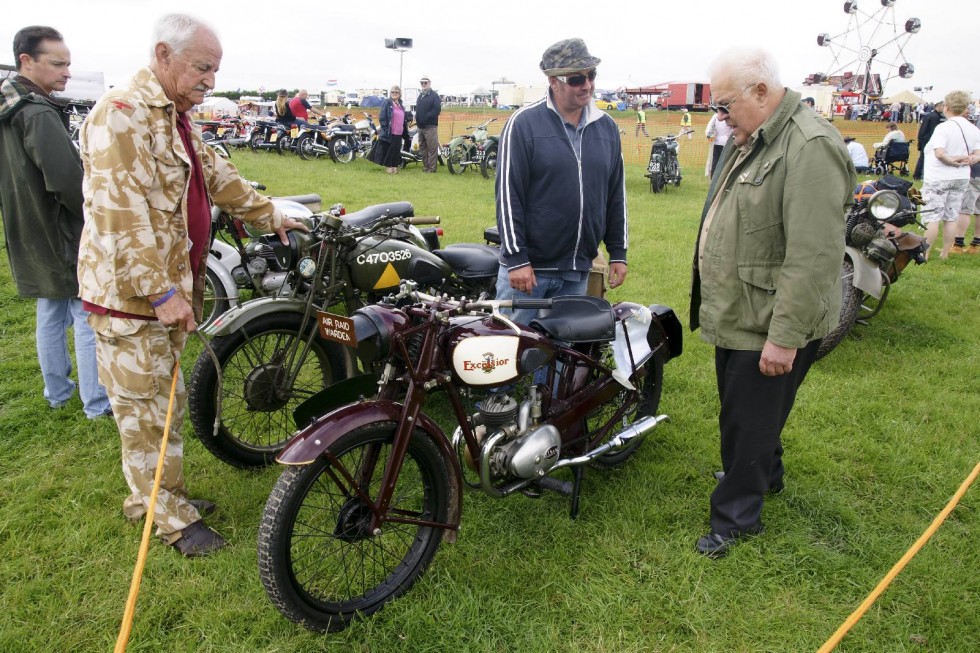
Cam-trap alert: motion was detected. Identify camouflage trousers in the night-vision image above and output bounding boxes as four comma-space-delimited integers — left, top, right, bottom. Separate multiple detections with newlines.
89, 314, 201, 544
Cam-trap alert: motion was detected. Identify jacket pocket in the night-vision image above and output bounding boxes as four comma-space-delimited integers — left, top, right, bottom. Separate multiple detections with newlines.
736, 153, 784, 234
736, 263, 779, 335
146, 151, 185, 214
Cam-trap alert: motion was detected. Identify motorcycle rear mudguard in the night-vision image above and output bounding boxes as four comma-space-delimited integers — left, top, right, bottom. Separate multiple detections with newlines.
276, 399, 462, 542
845, 245, 884, 299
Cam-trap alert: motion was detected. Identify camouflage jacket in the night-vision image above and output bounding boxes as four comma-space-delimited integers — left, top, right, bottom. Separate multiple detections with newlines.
78, 67, 282, 318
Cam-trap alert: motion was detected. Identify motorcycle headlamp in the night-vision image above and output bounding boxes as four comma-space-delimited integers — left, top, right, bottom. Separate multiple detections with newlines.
867, 190, 901, 221
350, 305, 410, 366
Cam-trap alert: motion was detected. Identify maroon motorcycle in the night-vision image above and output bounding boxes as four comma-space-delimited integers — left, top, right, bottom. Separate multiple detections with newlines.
257, 280, 683, 632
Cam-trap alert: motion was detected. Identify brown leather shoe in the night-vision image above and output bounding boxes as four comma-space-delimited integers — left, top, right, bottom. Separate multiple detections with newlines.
170, 520, 227, 557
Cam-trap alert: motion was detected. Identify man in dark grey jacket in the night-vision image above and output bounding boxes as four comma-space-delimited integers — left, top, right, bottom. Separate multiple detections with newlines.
914, 100, 946, 180
414, 75, 441, 173
495, 38, 627, 325
0, 25, 109, 418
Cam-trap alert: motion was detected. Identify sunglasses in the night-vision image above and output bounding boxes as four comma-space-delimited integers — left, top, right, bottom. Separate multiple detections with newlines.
554, 69, 597, 87
712, 83, 757, 114
420, 80, 430, 85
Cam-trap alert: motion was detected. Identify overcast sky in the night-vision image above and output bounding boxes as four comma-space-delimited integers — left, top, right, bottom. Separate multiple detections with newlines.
2, 0, 974, 102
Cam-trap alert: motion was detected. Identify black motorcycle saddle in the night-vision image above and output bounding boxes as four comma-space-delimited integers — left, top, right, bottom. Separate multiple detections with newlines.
531, 296, 615, 343
342, 202, 415, 227
436, 244, 500, 279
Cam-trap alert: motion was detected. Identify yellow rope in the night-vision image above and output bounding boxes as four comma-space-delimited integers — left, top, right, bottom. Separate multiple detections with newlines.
817, 460, 980, 653
114, 361, 182, 653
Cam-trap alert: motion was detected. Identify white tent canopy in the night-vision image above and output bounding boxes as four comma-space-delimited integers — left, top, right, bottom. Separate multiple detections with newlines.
194, 96, 239, 116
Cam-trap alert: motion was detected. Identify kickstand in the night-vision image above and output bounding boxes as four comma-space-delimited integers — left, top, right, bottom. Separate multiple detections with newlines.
569, 466, 584, 519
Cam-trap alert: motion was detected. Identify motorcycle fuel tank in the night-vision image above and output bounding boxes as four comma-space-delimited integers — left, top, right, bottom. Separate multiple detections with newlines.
347, 236, 453, 293
444, 316, 556, 387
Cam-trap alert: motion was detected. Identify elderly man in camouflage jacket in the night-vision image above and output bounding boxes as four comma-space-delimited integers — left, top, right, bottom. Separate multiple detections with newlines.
78, 14, 307, 557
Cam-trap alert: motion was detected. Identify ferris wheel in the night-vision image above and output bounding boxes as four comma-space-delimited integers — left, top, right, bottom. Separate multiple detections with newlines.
815, 0, 921, 99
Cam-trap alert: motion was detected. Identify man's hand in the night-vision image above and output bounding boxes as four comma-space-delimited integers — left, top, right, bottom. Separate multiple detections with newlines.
608, 262, 628, 289
508, 266, 536, 293
275, 217, 310, 245
759, 340, 797, 376
151, 292, 196, 332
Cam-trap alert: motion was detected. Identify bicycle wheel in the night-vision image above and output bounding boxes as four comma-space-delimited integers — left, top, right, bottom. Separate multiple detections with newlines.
188, 312, 347, 468
258, 421, 450, 632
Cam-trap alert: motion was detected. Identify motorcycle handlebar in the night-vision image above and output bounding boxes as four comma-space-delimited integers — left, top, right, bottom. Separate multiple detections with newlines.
409, 216, 441, 225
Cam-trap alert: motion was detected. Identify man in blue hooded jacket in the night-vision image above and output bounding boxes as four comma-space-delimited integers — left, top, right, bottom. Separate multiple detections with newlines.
495, 38, 627, 325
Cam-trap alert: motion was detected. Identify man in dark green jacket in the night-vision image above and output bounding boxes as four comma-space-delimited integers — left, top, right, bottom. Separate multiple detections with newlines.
690, 47, 855, 558
0, 25, 109, 418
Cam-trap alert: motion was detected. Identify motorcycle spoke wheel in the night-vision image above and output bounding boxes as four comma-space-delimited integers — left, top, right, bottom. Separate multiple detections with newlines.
258, 422, 449, 632
651, 171, 665, 193
297, 135, 316, 161
447, 146, 465, 175
481, 147, 498, 179
201, 267, 231, 330
588, 349, 665, 468
331, 138, 355, 164
816, 259, 862, 360
188, 313, 346, 468
249, 133, 266, 152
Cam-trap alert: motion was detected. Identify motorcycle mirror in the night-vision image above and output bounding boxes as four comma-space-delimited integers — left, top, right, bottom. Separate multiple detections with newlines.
868, 190, 901, 221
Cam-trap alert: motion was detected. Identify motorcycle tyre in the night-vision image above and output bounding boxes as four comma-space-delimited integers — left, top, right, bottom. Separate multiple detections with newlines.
816, 258, 862, 360
481, 146, 498, 179
330, 136, 356, 164
249, 132, 266, 152
257, 421, 449, 633
590, 350, 665, 468
447, 146, 466, 175
188, 312, 347, 469
650, 172, 665, 193
201, 267, 231, 330
296, 134, 317, 161
276, 135, 292, 156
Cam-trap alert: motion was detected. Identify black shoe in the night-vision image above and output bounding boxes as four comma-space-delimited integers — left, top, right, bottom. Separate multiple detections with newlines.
170, 520, 227, 557
189, 499, 217, 517
713, 471, 784, 494
695, 524, 764, 559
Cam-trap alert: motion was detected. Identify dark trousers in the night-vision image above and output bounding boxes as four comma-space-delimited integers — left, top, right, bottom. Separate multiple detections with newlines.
710, 144, 725, 178
710, 339, 821, 536
913, 152, 925, 179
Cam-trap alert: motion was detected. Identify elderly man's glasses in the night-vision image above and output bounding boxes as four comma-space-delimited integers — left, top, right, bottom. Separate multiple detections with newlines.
712, 83, 757, 114
554, 69, 597, 87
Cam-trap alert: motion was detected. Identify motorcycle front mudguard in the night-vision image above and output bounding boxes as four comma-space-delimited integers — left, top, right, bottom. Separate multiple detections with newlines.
276, 399, 463, 542
207, 240, 242, 309
201, 296, 310, 336
845, 245, 885, 299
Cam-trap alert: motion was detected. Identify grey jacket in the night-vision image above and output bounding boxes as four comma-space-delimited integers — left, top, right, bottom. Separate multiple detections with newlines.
0, 76, 85, 299
690, 89, 855, 350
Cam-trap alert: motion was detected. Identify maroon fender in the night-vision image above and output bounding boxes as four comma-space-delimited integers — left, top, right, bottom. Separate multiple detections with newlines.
276, 400, 462, 541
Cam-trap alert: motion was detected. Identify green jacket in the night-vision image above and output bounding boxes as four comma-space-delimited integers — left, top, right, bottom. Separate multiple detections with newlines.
690, 89, 855, 351
0, 76, 85, 299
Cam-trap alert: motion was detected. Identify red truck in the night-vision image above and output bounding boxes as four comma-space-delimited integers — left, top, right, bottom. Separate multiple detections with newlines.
654, 82, 712, 111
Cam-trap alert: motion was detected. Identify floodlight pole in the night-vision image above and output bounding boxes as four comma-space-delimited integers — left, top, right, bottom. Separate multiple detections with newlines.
384, 38, 413, 92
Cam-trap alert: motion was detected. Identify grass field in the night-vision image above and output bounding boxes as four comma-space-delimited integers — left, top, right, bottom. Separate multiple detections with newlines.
0, 128, 978, 652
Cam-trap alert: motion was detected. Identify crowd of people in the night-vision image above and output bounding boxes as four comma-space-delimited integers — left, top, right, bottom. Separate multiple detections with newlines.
1, 14, 977, 568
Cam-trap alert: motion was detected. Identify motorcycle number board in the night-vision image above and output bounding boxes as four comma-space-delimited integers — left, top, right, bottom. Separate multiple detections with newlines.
317, 311, 357, 347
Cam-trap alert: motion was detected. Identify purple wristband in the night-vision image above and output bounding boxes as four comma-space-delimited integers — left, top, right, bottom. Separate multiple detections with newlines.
151, 287, 176, 308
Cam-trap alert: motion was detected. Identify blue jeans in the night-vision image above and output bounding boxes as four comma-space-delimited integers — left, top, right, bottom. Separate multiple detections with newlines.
36, 298, 110, 418
495, 266, 590, 327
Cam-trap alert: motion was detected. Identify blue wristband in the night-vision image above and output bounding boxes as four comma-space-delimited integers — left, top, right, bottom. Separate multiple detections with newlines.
150, 287, 177, 308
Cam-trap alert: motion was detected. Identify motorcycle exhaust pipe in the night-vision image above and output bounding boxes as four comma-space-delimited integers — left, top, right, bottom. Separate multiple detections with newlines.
549, 414, 670, 471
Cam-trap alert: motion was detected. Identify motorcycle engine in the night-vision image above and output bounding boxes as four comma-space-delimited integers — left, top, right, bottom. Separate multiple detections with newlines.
849, 222, 879, 248
866, 237, 897, 267
478, 393, 561, 480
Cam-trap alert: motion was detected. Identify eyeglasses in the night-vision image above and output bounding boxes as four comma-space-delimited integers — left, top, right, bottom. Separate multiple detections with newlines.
712, 83, 757, 114
420, 81, 430, 85
554, 69, 597, 87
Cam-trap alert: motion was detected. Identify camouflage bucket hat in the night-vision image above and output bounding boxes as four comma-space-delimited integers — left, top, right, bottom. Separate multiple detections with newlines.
540, 38, 601, 76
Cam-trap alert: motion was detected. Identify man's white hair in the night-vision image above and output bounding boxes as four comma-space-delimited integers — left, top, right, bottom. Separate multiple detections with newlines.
709, 47, 781, 90
150, 13, 217, 60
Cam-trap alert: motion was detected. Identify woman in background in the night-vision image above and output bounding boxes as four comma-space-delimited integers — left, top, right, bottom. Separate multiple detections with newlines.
378, 85, 407, 174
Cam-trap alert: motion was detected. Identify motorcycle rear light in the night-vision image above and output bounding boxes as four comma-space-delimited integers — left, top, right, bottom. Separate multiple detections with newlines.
436, 228, 444, 236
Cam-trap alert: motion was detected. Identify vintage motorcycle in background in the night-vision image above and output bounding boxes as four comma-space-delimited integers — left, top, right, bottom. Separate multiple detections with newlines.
645, 128, 692, 193
189, 212, 500, 469
444, 118, 497, 175
255, 280, 683, 632
816, 179, 928, 359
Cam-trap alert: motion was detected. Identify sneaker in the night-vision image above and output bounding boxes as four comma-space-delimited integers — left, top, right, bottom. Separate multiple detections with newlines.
170, 520, 227, 557
949, 244, 966, 254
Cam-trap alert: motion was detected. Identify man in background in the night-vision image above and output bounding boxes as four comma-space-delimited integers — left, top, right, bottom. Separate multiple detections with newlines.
0, 25, 111, 419
690, 46, 853, 558
914, 100, 945, 180
289, 89, 323, 125
414, 75, 441, 173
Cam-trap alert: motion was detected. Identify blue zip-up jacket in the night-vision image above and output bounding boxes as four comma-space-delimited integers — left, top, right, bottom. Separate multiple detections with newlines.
495, 92, 627, 274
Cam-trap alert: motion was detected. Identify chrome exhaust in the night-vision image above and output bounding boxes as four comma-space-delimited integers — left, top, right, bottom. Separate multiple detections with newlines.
549, 414, 670, 471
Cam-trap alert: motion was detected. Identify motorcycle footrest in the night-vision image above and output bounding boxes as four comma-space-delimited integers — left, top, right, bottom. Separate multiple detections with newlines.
537, 475, 573, 496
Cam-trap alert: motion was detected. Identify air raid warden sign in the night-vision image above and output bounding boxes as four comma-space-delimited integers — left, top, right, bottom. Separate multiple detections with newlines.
317, 311, 358, 347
